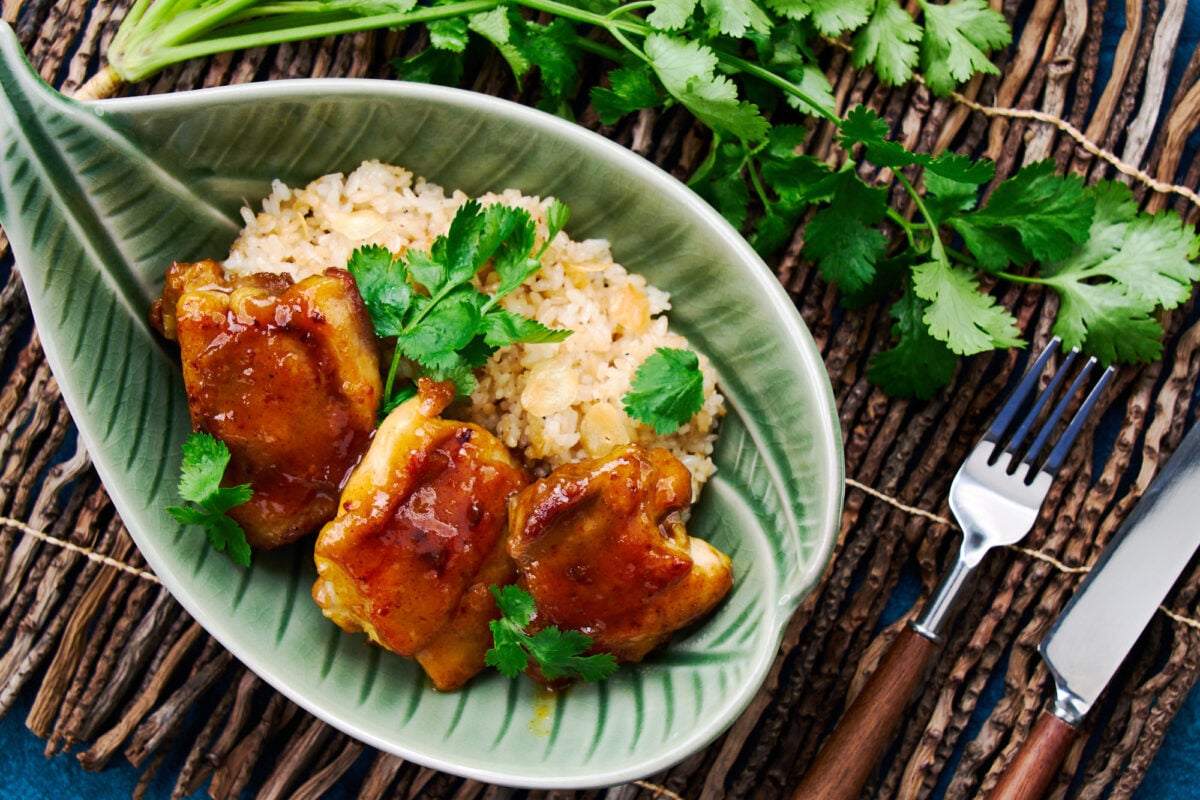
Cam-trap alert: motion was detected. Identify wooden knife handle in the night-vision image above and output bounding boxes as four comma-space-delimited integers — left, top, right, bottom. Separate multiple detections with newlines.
986, 710, 1080, 800
790, 625, 938, 800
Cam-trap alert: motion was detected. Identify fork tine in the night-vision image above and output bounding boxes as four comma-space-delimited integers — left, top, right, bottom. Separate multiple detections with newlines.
1004, 348, 1080, 454
1021, 356, 1096, 465
985, 337, 1062, 442
1040, 362, 1115, 474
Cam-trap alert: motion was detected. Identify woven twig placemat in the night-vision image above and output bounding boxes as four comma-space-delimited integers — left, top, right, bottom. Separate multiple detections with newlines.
3, 0, 1200, 798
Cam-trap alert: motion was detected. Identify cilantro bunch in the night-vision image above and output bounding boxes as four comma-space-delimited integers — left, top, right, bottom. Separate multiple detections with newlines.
99, 0, 1012, 260
348, 199, 571, 413
779, 106, 1200, 397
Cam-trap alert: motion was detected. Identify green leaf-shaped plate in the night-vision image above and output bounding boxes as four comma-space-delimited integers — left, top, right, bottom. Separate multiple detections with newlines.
0, 22, 842, 788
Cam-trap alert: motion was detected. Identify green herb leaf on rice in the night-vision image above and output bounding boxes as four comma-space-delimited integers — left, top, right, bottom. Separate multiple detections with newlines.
347, 200, 572, 415
623, 347, 707, 434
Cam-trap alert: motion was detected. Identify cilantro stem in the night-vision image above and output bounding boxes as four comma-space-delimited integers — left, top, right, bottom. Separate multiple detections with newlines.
517, 0, 647, 36
569, 34, 625, 63
112, 0, 505, 81
995, 270, 1043, 285
718, 52, 840, 125
894, 171, 948, 266
606, 1, 656, 20
383, 347, 404, 410
687, 130, 723, 187
886, 207, 921, 252
744, 141, 773, 211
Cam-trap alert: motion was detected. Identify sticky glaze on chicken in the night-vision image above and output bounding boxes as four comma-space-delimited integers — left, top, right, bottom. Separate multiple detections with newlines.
311, 379, 530, 690
151, 260, 381, 550
507, 443, 733, 672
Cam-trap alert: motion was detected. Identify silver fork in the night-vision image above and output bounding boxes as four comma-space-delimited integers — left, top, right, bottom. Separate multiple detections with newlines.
791, 338, 1114, 800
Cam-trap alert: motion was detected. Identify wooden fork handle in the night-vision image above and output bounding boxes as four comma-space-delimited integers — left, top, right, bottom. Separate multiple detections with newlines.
986, 710, 1080, 800
790, 624, 939, 800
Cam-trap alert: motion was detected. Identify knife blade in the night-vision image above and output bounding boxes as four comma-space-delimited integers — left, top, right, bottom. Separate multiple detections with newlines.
987, 420, 1200, 800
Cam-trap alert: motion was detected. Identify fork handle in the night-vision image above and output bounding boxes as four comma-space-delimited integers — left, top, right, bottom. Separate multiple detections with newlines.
985, 710, 1080, 800
790, 624, 939, 800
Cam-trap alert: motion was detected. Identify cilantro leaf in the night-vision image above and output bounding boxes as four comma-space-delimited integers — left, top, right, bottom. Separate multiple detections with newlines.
1039, 181, 1200, 362
911, 260, 1024, 355
622, 347, 707, 434
166, 432, 253, 567
1048, 282, 1164, 364
763, 0, 815, 19
468, 8, 530, 80
804, 203, 888, 294
810, 0, 873, 35
544, 199, 570, 245
647, 0, 697, 30
801, 166, 890, 292
427, 16, 470, 52
391, 47, 464, 86
924, 152, 994, 184
867, 288, 958, 398
347, 245, 412, 337
1047, 184, 1200, 311
918, 0, 1012, 96
485, 585, 618, 682
923, 170, 982, 224
947, 160, 1094, 271
852, 0, 921, 85
352, 201, 574, 410
514, 17, 581, 113
482, 308, 571, 348
838, 104, 920, 169
644, 34, 770, 141
396, 290, 482, 365
783, 62, 838, 117
700, 0, 773, 38
591, 64, 663, 124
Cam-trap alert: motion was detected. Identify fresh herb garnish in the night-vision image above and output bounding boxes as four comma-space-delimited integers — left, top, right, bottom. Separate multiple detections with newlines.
485, 584, 618, 682
348, 199, 571, 414
622, 346, 706, 434
770, 106, 1200, 399
166, 432, 253, 566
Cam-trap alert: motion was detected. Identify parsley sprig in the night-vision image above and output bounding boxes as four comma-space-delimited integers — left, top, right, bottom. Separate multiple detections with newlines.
348, 199, 571, 413
485, 585, 618, 682
166, 432, 253, 566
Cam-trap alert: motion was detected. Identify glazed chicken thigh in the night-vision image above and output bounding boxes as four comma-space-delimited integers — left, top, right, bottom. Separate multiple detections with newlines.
507, 444, 733, 670
151, 260, 382, 549
312, 379, 530, 690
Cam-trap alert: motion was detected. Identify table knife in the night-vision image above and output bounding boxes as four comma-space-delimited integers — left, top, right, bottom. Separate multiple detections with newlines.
987, 420, 1200, 800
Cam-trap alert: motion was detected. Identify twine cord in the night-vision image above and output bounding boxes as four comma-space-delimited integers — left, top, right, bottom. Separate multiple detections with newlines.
7, 478, 1198, 624
842, 478, 1195, 625
948, 94, 1200, 209
0, 515, 162, 584
820, 35, 1200, 209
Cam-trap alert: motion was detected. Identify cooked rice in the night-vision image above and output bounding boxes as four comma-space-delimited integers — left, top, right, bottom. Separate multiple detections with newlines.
224, 161, 724, 493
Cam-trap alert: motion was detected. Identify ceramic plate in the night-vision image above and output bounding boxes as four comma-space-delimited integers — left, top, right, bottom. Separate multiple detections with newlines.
0, 22, 842, 788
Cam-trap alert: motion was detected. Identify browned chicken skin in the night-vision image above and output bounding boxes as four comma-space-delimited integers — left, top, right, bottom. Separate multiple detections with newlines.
151, 260, 382, 550
312, 379, 530, 690
507, 444, 733, 670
